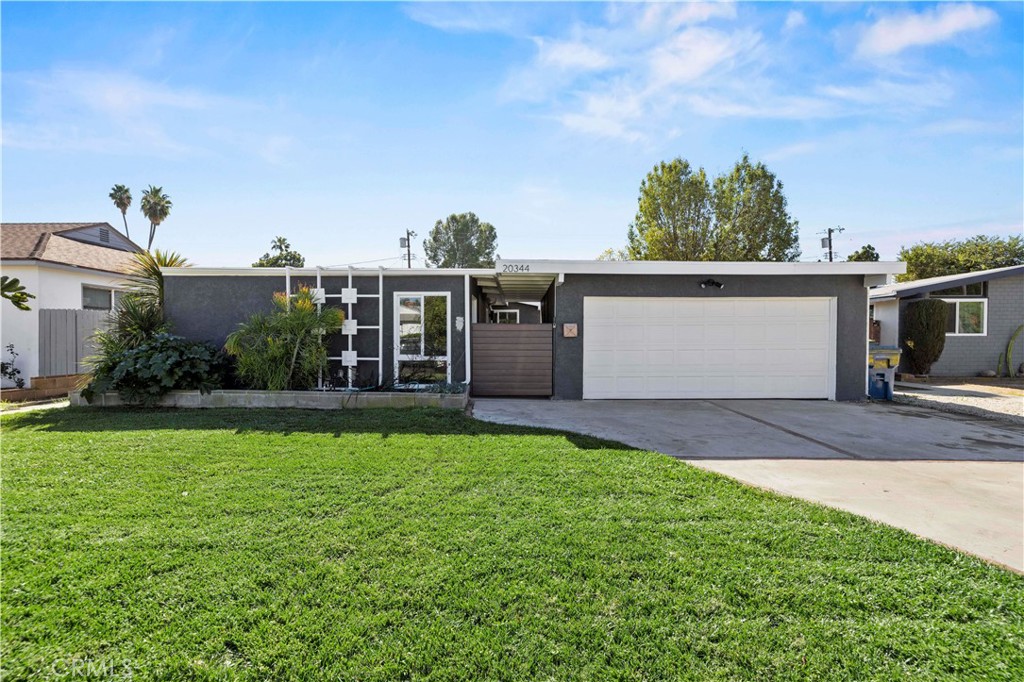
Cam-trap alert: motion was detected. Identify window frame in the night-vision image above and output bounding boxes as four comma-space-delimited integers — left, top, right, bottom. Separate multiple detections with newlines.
940, 297, 988, 337
493, 309, 519, 324
81, 285, 114, 311
393, 292, 452, 385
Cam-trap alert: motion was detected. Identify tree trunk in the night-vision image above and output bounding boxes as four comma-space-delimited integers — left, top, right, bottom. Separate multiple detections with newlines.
121, 212, 130, 240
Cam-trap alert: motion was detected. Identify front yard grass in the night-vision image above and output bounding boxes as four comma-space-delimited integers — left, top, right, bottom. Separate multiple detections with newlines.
2, 407, 1022, 680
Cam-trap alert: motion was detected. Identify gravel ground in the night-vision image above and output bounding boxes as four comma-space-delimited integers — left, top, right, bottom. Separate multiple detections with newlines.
894, 383, 1024, 426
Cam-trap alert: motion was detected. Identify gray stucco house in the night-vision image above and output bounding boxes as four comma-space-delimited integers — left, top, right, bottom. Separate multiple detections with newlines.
163, 259, 904, 401
869, 265, 1024, 376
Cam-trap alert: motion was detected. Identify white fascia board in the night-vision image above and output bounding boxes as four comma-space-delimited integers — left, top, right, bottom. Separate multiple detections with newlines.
1, 259, 130, 277
496, 259, 906, 276
161, 266, 495, 277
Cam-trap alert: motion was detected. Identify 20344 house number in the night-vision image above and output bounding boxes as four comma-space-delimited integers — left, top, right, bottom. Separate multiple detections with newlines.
501, 264, 530, 273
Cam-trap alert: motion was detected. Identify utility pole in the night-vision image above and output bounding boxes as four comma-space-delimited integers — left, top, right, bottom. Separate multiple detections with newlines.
399, 229, 417, 269
820, 226, 845, 262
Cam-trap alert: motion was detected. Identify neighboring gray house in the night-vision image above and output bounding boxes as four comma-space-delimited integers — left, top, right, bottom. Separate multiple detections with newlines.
162, 259, 904, 401
869, 265, 1024, 376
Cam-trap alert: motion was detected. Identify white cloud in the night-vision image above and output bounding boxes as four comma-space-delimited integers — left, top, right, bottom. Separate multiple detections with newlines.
403, 2, 537, 35
783, 11, 806, 33
857, 4, 998, 58
557, 87, 646, 142
637, 2, 737, 32
2, 68, 292, 162
535, 39, 612, 71
687, 93, 835, 120
762, 140, 819, 162
918, 118, 1014, 136
818, 79, 953, 109
649, 27, 759, 86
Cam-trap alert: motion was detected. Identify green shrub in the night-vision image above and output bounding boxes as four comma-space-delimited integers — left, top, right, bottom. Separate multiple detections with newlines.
902, 299, 948, 375
82, 333, 229, 406
225, 287, 344, 390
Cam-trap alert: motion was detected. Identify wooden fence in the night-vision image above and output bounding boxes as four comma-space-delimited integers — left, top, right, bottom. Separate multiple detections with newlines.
471, 323, 552, 397
38, 309, 110, 376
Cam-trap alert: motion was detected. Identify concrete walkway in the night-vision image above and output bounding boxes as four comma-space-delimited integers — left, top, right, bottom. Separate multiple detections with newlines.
473, 399, 1024, 572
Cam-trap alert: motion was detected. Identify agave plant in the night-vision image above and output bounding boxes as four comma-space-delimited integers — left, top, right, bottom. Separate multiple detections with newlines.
225, 287, 344, 390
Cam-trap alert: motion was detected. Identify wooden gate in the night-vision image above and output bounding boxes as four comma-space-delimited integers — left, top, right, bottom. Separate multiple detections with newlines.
470, 324, 552, 397
38, 309, 110, 376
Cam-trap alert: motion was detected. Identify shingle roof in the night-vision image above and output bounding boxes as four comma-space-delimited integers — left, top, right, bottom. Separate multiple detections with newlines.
1, 223, 140, 275
869, 265, 1024, 301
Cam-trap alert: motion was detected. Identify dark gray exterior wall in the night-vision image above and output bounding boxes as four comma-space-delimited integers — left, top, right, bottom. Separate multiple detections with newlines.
551, 273, 870, 401
164, 273, 469, 386
908, 273, 1024, 376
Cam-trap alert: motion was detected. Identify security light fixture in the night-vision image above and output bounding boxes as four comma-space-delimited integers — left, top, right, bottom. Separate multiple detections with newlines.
699, 279, 725, 289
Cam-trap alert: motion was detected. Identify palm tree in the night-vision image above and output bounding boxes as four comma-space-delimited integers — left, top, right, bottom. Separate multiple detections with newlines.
109, 184, 132, 239
271, 236, 291, 254
126, 249, 189, 310
140, 185, 172, 251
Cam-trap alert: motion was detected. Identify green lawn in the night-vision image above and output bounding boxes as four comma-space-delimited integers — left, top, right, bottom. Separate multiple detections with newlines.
2, 408, 1022, 680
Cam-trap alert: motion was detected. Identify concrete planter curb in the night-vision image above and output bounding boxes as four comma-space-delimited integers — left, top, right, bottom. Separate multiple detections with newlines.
69, 389, 468, 411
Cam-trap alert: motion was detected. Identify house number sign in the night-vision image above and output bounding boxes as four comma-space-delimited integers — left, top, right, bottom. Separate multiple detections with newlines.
501, 264, 530, 273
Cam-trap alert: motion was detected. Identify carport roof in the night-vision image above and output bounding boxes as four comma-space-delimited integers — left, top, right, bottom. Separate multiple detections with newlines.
869, 264, 1024, 301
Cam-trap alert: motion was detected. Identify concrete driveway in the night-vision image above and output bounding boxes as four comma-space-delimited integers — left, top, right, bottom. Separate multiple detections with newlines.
472, 399, 1024, 572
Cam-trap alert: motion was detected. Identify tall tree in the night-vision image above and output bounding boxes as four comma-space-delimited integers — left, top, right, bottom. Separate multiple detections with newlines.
140, 185, 172, 251
253, 236, 305, 267
847, 244, 880, 262
897, 235, 1024, 282
625, 155, 799, 262
627, 159, 713, 260
712, 154, 800, 261
423, 212, 497, 268
109, 184, 132, 240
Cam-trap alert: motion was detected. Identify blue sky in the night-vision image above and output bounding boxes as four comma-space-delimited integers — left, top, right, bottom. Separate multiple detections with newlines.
2, 1, 1021, 267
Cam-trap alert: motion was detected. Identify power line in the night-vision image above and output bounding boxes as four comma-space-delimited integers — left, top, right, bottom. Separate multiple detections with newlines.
320, 254, 408, 267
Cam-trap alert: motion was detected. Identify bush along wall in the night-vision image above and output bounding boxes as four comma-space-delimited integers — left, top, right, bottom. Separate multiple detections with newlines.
82, 333, 230, 406
902, 299, 948, 375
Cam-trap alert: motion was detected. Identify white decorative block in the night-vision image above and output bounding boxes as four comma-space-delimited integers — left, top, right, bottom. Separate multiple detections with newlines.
341, 351, 358, 367
342, 319, 358, 335
310, 288, 326, 304
341, 288, 358, 304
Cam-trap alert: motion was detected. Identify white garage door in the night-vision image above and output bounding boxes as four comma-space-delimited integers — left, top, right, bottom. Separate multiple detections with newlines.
583, 297, 835, 400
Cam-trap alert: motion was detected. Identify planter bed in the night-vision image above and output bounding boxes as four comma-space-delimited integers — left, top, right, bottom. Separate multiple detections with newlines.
69, 389, 468, 410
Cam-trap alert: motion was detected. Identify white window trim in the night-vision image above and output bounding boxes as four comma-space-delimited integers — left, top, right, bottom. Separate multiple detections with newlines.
941, 298, 988, 336
393, 292, 452, 384
82, 284, 116, 311
494, 309, 519, 324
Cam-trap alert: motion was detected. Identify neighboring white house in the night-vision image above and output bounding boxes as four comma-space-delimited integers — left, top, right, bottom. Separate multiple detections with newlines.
1, 223, 141, 387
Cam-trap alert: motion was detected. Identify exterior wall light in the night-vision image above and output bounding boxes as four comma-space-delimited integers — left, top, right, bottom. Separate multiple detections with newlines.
699, 279, 725, 289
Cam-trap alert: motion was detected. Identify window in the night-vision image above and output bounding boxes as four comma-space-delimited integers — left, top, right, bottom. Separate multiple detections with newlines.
942, 298, 987, 336
934, 283, 986, 297
395, 293, 450, 384
82, 286, 113, 310
99, 227, 110, 243
493, 309, 519, 324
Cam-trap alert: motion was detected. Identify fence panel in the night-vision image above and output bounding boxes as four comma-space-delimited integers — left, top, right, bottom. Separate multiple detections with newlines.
38, 309, 110, 376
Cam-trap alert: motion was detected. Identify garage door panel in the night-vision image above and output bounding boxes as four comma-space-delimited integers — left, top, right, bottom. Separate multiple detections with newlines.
672, 300, 705, 318
583, 296, 834, 400
646, 324, 675, 346
646, 300, 675, 318
705, 301, 736, 318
